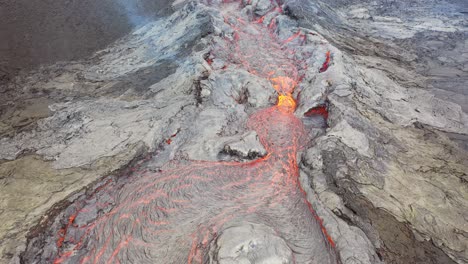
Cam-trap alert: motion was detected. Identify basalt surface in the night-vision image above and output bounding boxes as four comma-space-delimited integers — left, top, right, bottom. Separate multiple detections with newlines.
0, 0, 467, 264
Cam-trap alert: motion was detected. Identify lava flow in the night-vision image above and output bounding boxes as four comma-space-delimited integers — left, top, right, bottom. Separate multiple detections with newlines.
43, 1, 338, 263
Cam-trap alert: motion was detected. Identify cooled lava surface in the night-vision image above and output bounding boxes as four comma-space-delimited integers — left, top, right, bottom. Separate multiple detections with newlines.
29, 1, 338, 263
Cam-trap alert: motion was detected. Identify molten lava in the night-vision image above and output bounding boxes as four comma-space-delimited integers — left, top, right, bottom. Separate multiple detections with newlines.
277, 94, 296, 112
319, 51, 331, 73
47, 1, 338, 263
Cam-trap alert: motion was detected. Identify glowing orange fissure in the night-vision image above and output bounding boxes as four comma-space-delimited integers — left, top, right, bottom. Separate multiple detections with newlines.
48, 0, 338, 263
277, 94, 296, 112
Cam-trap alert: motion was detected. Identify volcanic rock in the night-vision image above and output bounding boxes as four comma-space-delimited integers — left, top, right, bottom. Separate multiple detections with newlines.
211, 222, 294, 264
223, 131, 267, 160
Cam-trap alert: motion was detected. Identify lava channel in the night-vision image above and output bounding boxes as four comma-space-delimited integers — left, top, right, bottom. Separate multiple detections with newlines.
35, 1, 339, 263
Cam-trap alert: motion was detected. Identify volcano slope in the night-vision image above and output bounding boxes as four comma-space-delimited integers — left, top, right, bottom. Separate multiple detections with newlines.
0, 0, 467, 263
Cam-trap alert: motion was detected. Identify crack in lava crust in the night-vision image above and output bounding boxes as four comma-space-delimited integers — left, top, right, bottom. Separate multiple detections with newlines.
47, 1, 338, 263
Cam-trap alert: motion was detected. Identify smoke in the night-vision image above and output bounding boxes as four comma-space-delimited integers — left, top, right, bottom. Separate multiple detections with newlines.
116, 0, 151, 26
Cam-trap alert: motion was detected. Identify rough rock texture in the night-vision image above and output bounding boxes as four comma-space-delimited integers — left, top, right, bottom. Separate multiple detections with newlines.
210, 222, 294, 263
223, 131, 267, 160
286, 0, 468, 148
0, 0, 467, 263
285, 0, 468, 263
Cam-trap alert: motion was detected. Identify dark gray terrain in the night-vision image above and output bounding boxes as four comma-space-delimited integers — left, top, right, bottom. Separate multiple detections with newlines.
0, 0, 173, 71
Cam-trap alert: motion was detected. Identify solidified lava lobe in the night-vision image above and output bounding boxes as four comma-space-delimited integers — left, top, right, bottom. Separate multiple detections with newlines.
43, 1, 340, 264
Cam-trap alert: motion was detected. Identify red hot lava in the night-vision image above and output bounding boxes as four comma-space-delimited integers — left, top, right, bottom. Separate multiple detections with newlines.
40, 1, 338, 263
319, 51, 331, 73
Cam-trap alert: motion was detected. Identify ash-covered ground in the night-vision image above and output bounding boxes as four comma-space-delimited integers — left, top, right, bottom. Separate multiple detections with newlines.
0, 0, 467, 263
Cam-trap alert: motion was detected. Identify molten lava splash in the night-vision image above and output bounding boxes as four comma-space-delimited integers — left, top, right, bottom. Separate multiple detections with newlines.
48, 0, 338, 263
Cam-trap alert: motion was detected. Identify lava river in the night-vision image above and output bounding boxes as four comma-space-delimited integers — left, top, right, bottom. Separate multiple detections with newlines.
37, 1, 339, 263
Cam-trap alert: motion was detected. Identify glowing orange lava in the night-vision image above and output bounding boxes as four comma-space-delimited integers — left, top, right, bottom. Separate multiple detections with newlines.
277, 94, 296, 112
